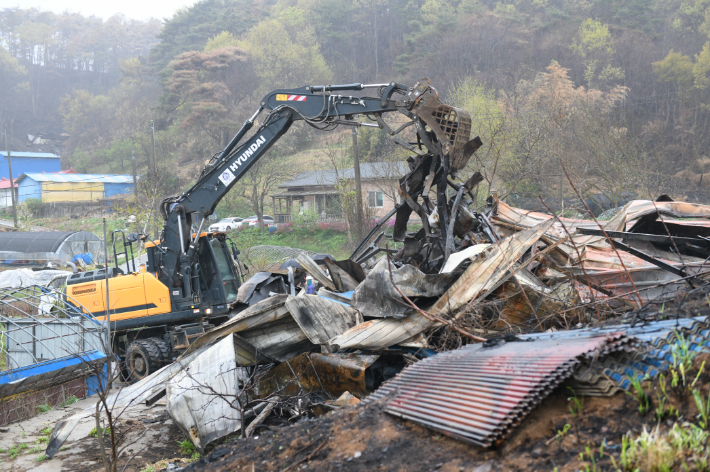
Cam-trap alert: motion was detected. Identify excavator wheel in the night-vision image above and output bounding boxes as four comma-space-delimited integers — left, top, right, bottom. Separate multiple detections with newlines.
125, 338, 170, 383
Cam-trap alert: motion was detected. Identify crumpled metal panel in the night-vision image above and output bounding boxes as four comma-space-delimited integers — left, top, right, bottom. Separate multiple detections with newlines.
368, 334, 633, 447
167, 335, 249, 453
284, 295, 362, 344
430, 219, 554, 315
327, 313, 434, 350
351, 258, 459, 319
45, 339, 219, 458
251, 352, 381, 400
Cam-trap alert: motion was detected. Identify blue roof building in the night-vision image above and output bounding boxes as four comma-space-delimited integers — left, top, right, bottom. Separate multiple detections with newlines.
0, 152, 61, 180
17, 173, 135, 203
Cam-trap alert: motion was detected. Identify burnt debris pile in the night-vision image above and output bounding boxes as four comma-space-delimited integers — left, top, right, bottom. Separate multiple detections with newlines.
44, 153, 710, 457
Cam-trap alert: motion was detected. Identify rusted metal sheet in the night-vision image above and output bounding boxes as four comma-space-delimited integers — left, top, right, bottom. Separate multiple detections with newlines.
251, 352, 382, 399
609, 200, 710, 227
284, 295, 362, 344
369, 334, 633, 447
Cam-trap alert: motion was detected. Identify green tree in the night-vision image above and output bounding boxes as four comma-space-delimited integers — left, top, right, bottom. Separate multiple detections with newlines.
237, 8, 332, 92
653, 49, 695, 89
204, 31, 238, 52
149, 0, 264, 71
570, 18, 625, 88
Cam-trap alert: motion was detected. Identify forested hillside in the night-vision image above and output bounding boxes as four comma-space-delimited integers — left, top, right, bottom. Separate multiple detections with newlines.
2, 0, 710, 224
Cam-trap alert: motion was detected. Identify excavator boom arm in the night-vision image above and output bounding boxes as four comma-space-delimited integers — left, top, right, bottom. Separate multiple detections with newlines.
158, 79, 476, 303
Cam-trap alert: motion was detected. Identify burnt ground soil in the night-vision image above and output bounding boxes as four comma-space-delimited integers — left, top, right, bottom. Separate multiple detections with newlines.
185, 353, 710, 472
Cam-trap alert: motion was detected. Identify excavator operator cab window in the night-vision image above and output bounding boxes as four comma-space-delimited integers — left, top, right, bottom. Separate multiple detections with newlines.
210, 239, 240, 303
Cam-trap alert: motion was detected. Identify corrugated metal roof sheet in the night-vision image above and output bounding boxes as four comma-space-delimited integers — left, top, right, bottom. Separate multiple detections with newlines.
368, 334, 634, 447
0, 152, 59, 159
0, 178, 17, 189
527, 316, 710, 395
19, 173, 134, 184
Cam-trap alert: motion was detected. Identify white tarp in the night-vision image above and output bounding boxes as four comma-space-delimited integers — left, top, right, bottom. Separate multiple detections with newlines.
0, 268, 69, 289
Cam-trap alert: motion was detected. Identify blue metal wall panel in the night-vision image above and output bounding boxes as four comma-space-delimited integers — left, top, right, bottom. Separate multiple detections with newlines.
103, 182, 134, 197
0, 156, 60, 180
17, 176, 42, 202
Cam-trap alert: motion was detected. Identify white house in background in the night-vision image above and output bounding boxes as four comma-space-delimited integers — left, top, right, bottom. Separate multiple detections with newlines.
0, 178, 18, 208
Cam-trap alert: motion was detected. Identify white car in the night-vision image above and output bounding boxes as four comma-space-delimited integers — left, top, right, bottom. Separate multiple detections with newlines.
209, 217, 243, 232
242, 215, 275, 227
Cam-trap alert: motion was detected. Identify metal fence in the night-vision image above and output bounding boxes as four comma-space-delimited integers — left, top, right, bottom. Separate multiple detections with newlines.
275, 213, 345, 224
241, 245, 317, 272
0, 284, 106, 372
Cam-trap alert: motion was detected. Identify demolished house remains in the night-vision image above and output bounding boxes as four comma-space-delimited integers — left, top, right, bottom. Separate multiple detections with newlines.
2, 84, 705, 462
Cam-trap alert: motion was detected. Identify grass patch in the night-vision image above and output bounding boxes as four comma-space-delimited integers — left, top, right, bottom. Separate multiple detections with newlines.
59, 395, 79, 408
36, 404, 52, 413
230, 226, 354, 262
177, 438, 196, 456
88, 426, 111, 438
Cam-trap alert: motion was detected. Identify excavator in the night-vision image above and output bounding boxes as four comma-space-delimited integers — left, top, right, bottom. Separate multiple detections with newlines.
63, 79, 479, 382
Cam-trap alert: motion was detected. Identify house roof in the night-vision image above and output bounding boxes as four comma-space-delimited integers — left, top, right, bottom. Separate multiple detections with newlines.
279, 162, 409, 188
0, 152, 59, 159
0, 178, 18, 189
18, 173, 134, 184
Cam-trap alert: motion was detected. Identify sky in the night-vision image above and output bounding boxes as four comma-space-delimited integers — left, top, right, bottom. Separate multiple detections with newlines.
0, 0, 198, 21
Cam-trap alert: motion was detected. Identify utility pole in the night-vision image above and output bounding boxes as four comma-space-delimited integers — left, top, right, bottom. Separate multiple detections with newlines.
3, 127, 17, 228
150, 120, 156, 175
351, 127, 364, 240
150, 121, 159, 239
131, 152, 137, 197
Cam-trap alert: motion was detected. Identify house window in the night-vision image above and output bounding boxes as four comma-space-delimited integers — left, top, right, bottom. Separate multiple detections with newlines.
368, 191, 384, 208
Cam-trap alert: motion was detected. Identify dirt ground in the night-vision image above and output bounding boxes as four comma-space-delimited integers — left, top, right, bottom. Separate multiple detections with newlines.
5, 363, 704, 472
0, 387, 194, 472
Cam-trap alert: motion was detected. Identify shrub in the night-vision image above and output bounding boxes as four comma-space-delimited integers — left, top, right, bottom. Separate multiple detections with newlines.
292, 210, 319, 230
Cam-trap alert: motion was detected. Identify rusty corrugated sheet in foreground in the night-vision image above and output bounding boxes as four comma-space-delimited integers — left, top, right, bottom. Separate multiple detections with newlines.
368, 334, 635, 447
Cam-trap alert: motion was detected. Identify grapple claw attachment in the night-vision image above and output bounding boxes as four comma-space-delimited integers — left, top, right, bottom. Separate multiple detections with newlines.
406, 79, 476, 173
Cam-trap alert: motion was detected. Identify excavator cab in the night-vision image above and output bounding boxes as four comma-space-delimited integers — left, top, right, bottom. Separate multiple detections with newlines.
65, 229, 247, 382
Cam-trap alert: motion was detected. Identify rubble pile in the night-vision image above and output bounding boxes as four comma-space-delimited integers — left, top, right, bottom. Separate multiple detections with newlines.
44, 158, 710, 457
